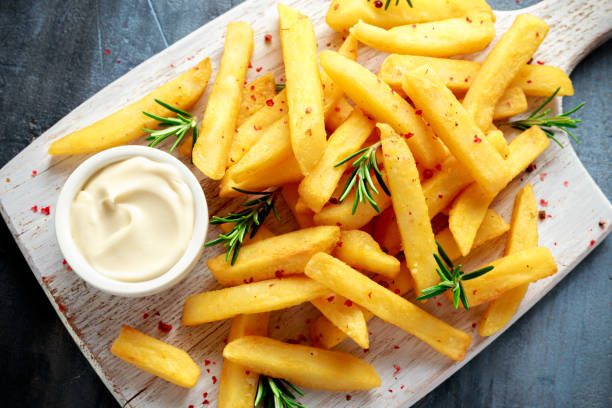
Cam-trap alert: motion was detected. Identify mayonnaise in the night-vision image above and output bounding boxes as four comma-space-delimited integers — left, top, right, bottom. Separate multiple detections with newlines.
70, 156, 194, 282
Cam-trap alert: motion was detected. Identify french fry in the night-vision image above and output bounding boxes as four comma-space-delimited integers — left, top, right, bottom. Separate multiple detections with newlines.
326, 0, 493, 33
479, 184, 537, 336
193, 22, 253, 180
305, 253, 471, 360
237, 72, 276, 126
350, 14, 494, 57
463, 14, 549, 131
218, 313, 270, 408
379, 124, 438, 293
435, 209, 510, 261
325, 97, 354, 132
373, 208, 402, 256
319, 50, 447, 169
310, 293, 369, 349
219, 155, 303, 197
311, 264, 413, 349
227, 90, 287, 166
279, 4, 327, 175
49, 58, 211, 155
379, 55, 573, 97
183, 276, 328, 326
333, 230, 400, 278
402, 65, 510, 195
110, 326, 200, 388
449, 126, 550, 255
485, 129, 509, 159
491, 85, 528, 120
207, 226, 340, 286
281, 183, 315, 228
298, 108, 375, 213
462, 247, 557, 307
422, 156, 474, 219
223, 336, 381, 390
219, 223, 275, 246
313, 173, 392, 230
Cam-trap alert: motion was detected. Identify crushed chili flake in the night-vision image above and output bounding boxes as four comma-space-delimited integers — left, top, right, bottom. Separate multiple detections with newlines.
589, 240, 595, 247
374, 0, 383, 7
205, 360, 211, 366
327, 296, 335, 302
40, 206, 51, 215
564, 181, 569, 187
66, 265, 72, 271
59, 303, 67, 312
599, 221, 606, 229
31, 170, 37, 177
538, 211, 547, 221
346, 394, 352, 401
394, 364, 401, 374
158, 321, 172, 333
266, 99, 274, 106
250, 94, 256, 101
255, 66, 262, 72
388, 389, 393, 393
334, 3, 339, 10
539, 173, 547, 181
394, 289, 400, 294
275, 270, 284, 279
539, 199, 548, 206
415, 109, 423, 116
265, 34, 272, 43
334, 106, 341, 112
336, 222, 342, 227
41, 276, 46, 281
437, 302, 442, 307
472, 323, 477, 328
305, 107, 312, 114
212, 376, 217, 384
31, 205, 38, 212
368, 291, 372, 298
394, 345, 400, 349
143, 313, 149, 319
202, 400, 210, 405
464, 76, 470, 83
404, 132, 414, 139
423, 169, 434, 179
527, 80, 532, 84
526, 163, 537, 173
104, 49, 110, 55
336, 241, 343, 247
473, 135, 482, 143
537, 60, 545, 65
344, 299, 353, 307
363, 348, 369, 353
62, 259, 67, 265
401, 385, 405, 390
116, 60, 120, 63
248, 62, 253, 69
155, 311, 160, 316
472, 290, 477, 295
329, 197, 339, 204
466, 16, 472, 23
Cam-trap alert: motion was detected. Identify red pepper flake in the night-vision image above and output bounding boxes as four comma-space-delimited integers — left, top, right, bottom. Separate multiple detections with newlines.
62, 259, 68, 265
599, 221, 606, 229
527, 80, 532, 84
378, 280, 390, 289
31, 170, 37, 177
250, 85, 255, 91
563, 181, 569, 187
334, 106, 341, 112
438, 194, 443, 199
269, 283, 275, 287
155, 311, 160, 316
536, 32, 540, 37
464, 76, 470, 83
189, 405, 194, 408
170, 63, 175, 68
393, 345, 400, 349
31, 205, 38, 212
393, 364, 401, 374
59, 303, 67, 312
346, 394, 352, 401
388, 389, 393, 393
363, 348, 369, 353
336, 222, 342, 227
473, 135, 482, 143
537, 60, 545, 65
305, 107, 312, 114
394, 289, 400, 294
473, 290, 477, 295
265, 34, 272, 43
40, 206, 51, 215
526, 163, 537, 173
266, 99, 274, 106
212, 376, 217, 384
539, 172, 547, 181
415, 109, 423, 116
449, 76, 454, 81
401, 385, 405, 390
329, 197, 339, 204
275, 270, 284, 279
538, 210, 547, 220
256, 66, 262, 72
327, 296, 335, 302
368, 291, 372, 298
472, 323, 477, 328
104, 49, 110, 55
248, 62, 253, 69
116, 60, 120, 63
336, 241, 343, 247
344, 299, 353, 307
66, 265, 72, 271
404, 132, 414, 139
158, 321, 172, 333
334, 3, 339, 10
466, 16, 472, 23
589, 240, 595, 247
205, 360, 211, 366
437, 302, 442, 307
540, 199, 548, 206
250, 94, 256, 101
423, 169, 434, 179
41, 276, 46, 281
143, 313, 149, 319
374, 0, 383, 7
202, 400, 210, 405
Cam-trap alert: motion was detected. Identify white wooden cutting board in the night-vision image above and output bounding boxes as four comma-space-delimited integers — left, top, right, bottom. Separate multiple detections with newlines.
1, 0, 611, 406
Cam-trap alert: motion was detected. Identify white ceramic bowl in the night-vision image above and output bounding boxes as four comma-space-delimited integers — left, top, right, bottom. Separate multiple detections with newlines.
55, 146, 208, 297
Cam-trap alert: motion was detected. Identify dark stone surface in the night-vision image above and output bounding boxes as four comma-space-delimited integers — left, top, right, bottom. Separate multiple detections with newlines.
0, 0, 609, 407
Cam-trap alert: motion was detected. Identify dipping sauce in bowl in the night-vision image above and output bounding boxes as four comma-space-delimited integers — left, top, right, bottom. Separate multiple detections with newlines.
55, 146, 207, 297
71, 156, 194, 282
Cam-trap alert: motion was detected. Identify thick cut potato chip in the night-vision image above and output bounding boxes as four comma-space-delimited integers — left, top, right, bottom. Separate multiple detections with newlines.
350, 14, 494, 57
223, 336, 381, 390
207, 226, 340, 286
49, 58, 211, 155
311, 293, 369, 349
479, 184, 538, 336
279, 4, 327, 175
305, 253, 471, 360
298, 108, 375, 213
379, 124, 438, 294
463, 247, 556, 307
183, 276, 328, 325
333, 229, 400, 278
320, 50, 447, 169
402, 65, 510, 195
326, 0, 493, 33
110, 326, 200, 388
218, 313, 270, 408
193, 22, 253, 180
462, 14, 549, 131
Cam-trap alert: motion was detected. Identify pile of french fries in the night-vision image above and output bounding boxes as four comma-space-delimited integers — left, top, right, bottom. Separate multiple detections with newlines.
50, 0, 573, 404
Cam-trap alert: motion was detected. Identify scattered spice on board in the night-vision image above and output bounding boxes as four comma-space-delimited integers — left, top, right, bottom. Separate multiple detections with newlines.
158, 321, 172, 333
31, 170, 37, 177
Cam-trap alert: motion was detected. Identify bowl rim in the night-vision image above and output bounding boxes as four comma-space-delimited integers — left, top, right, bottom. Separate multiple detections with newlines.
55, 146, 208, 297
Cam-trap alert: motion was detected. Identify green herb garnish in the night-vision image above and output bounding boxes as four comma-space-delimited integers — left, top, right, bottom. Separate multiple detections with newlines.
334, 142, 391, 215
142, 99, 198, 153
416, 241, 494, 309
255, 376, 307, 408
508, 87, 584, 148
368, 0, 413, 11
276, 83, 286, 92
205, 188, 280, 265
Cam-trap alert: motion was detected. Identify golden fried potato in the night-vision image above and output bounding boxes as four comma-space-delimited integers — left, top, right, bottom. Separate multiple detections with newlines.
311, 293, 369, 349
333, 229, 400, 278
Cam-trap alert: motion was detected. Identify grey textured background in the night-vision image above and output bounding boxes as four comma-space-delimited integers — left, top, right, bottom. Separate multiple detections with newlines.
0, 0, 610, 407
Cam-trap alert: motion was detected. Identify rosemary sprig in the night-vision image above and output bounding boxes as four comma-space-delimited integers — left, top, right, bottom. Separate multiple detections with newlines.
255, 376, 307, 408
205, 188, 280, 265
334, 142, 391, 215
508, 87, 584, 148
142, 99, 198, 153
276, 83, 286, 92
416, 241, 494, 309
368, 0, 413, 11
